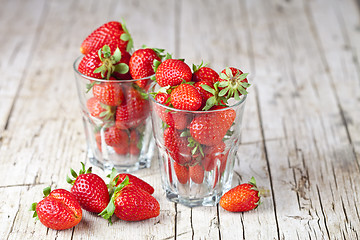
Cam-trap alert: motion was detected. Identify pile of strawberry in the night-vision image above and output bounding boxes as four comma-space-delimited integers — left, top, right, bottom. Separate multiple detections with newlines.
30, 163, 160, 230
151, 57, 250, 185
77, 21, 164, 156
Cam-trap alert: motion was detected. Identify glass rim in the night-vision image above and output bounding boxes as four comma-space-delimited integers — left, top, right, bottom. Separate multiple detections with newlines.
148, 81, 247, 113
73, 55, 155, 83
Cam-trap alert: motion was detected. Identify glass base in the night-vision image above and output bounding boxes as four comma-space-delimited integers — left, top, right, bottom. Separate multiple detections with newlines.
87, 145, 155, 173
165, 189, 222, 207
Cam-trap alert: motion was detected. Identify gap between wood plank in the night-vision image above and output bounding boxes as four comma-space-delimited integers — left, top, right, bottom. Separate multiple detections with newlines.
254, 85, 280, 240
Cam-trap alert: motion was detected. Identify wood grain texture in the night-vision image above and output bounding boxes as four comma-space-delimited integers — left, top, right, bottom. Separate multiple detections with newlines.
0, 0, 359, 239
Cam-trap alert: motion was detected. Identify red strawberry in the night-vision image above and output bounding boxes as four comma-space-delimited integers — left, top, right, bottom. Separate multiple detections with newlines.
192, 64, 219, 84
170, 83, 202, 111
154, 92, 191, 130
129, 129, 141, 155
108, 170, 154, 195
189, 107, 236, 146
112, 51, 132, 80
202, 141, 226, 171
194, 81, 214, 108
173, 162, 189, 184
104, 126, 129, 147
78, 45, 129, 80
86, 97, 115, 121
31, 187, 82, 230
164, 127, 192, 165
100, 177, 160, 222
115, 86, 149, 129
80, 21, 133, 55
220, 177, 261, 212
129, 48, 163, 87
95, 132, 102, 152
113, 144, 129, 155
218, 67, 250, 100
67, 163, 110, 213
92, 81, 124, 106
189, 163, 204, 184
155, 59, 192, 87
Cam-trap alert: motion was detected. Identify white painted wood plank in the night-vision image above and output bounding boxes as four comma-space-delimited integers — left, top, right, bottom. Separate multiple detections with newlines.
247, 0, 360, 239
0, 0, 46, 134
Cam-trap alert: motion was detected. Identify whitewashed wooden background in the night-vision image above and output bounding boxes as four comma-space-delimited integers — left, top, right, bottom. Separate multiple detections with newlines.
0, 0, 359, 239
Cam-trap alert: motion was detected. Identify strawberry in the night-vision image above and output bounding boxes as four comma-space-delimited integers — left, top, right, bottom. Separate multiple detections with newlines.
92, 80, 124, 107
78, 45, 129, 80
30, 187, 82, 230
219, 177, 261, 212
113, 144, 129, 155
100, 177, 160, 222
189, 106, 236, 146
192, 63, 219, 84
115, 86, 149, 129
67, 163, 110, 213
129, 48, 163, 87
189, 163, 204, 184
218, 67, 250, 100
86, 97, 115, 121
155, 59, 192, 87
164, 127, 192, 165
80, 21, 133, 55
194, 81, 214, 108
95, 132, 102, 152
154, 92, 191, 130
129, 129, 141, 155
173, 161, 189, 184
170, 83, 202, 111
104, 126, 129, 147
202, 141, 226, 171
112, 50, 132, 80
107, 169, 154, 194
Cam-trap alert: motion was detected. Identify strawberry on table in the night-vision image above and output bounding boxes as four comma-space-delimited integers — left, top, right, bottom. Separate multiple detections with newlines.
80, 21, 133, 55
155, 58, 192, 87
100, 177, 160, 222
220, 177, 261, 212
30, 187, 82, 230
170, 83, 202, 111
107, 168, 155, 195
67, 163, 110, 214
192, 63, 219, 84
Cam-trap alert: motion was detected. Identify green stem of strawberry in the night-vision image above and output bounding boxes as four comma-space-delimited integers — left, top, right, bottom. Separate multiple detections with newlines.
66, 162, 92, 185
99, 176, 130, 224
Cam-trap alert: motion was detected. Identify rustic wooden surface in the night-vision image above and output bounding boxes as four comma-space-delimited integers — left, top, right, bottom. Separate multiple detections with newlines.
0, 0, 359, 239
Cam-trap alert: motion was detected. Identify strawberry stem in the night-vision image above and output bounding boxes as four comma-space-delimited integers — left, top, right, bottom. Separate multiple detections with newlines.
99, 176, 130, 224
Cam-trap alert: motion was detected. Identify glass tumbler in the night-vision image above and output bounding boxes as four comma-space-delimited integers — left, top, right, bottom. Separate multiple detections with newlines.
148, 82, 247, 207
73, 56, 155, 173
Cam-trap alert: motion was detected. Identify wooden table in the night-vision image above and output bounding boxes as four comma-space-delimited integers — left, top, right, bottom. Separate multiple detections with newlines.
1, 0, 359, 239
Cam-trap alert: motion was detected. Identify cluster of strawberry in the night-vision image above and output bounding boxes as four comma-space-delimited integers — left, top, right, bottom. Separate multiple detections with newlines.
151, 57, 250, 185
30, 163, 160, 230
77, 21, 164, 156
